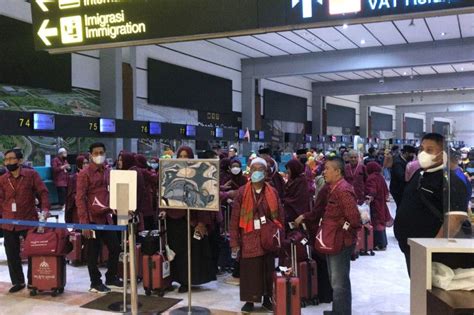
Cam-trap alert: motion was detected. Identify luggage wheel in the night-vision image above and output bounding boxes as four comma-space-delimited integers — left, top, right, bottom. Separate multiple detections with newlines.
301, 300, 306, 308
30, 289, 38, 296
58, 288, 64, 294
312, 298, 319, 305
157, 289, 165, 297
369, 251, 375, 256
51, 289, 59, 297
145, 289, 152, 296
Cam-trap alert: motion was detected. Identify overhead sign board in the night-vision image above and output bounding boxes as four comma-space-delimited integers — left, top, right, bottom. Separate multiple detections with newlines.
32, 0, 474, 53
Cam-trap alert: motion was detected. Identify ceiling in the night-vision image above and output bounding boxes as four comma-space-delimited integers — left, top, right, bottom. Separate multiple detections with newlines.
162, 13, 474, 83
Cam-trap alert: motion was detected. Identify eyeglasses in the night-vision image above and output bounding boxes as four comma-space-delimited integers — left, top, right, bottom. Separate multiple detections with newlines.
4, 157, 18, 162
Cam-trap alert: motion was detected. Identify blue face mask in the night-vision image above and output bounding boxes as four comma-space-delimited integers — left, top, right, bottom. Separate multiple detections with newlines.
251, 170, 265, 183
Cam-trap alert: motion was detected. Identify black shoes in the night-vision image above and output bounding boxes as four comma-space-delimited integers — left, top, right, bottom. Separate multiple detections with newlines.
262, 297, 273, 311
105, 278, 124, 288
241, 302, 254, 313
9, 284, 25, 293
178, 285, 188, 293
89, 283, 111, 294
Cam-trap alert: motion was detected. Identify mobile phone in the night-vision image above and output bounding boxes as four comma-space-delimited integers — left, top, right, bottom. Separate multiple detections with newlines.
193, 230, 202, 240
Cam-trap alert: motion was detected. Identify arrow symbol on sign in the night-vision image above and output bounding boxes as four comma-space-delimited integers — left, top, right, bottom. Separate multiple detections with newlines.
36, 0, 55, 12
38, 19, 58, 46
292, 0, 323, 18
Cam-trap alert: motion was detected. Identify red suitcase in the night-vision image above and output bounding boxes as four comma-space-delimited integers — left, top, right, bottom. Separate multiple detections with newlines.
66, 231, 83, 266
298, 256, 318, 306
274, 243, 301, 315
357, 224, 375, 256
142, 219, 171, 296
30, 256, 66, 297
20, 236, 28, 263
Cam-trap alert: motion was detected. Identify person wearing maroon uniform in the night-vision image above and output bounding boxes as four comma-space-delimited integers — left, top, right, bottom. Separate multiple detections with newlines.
65, 155, 88, 224
283, 159, 310, 224
76, 143, 122, 293
344, 150, 367, 205
135, 154, 157, 231
0, 149, 50, 293
52, 148, 71, 209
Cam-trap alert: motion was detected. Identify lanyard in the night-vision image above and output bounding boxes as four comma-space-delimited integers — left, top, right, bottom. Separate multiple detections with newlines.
348, 163, 360, 178
7, 176, 23, 199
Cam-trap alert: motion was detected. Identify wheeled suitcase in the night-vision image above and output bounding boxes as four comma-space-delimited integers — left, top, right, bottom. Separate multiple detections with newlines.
274, 243, 301, 315
142, 219, 171, 296
30, 256, 66, 297
298, 245, 318, 307
20, 235, 28, 263
357, 224, 375, 256
66, 231, 83, 266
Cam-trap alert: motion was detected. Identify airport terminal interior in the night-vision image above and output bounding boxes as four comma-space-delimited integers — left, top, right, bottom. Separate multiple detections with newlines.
0, 0, 473, 314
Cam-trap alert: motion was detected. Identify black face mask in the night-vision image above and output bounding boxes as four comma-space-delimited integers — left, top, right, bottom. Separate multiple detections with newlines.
6, 164, 19, 172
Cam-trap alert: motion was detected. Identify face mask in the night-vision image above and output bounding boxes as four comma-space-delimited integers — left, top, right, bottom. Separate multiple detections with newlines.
92, 155, 106, 165
6, 164, 19, 172
231, 167, 241, 175
251, 171, 265, 183
418, 151, 447, 170
461, 153, 467, 159
62, 153, 67, 158
150, 163, 159, 169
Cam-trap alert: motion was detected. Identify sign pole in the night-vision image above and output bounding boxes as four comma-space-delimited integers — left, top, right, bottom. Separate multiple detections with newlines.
187, 208, 192, 315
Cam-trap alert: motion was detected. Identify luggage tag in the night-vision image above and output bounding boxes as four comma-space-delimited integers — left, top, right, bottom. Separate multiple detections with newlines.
260, 216, 267, 225
11, 202, 17, 212
300, 238, 308, 246
162, 261, 171, 278
343, 221, 350, 231
254, 219, 261, 230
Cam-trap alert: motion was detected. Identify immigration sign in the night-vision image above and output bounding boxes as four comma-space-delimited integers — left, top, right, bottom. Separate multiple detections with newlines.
32, 0, 474, 53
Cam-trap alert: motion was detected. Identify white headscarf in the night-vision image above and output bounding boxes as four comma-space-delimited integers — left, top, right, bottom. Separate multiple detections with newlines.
250, 157, 267, 168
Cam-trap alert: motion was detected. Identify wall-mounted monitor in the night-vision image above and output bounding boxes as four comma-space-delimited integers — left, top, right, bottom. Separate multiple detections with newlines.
239, 129, 245, 140
33, 113, 55, 131
305, 134, 312, 142
186, 125, 196, 137
99, 118, 116, 133
149, 122, 162, 135
215, 127, 223, 138
258, 131, 265, 141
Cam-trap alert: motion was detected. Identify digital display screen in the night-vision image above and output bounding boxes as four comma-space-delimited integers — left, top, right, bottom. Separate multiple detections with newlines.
305, 134, 312, 142
215, 127, 223, 138
99, 118, 116, 133
239, 129, 245, 140
258, 131, 265, 141
186, 125, 196, 137
149, 122, 162, 135
33, 113, 55, 131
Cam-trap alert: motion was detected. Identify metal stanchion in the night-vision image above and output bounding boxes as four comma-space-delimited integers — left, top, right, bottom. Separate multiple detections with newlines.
123, 229, 128, 312
129, 220, 138, 315
170, 208, 210, 315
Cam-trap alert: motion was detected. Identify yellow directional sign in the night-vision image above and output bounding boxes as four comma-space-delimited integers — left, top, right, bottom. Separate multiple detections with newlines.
31, 0, 474, 53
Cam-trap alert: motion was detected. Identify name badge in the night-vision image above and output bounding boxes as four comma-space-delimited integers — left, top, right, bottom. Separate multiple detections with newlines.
254, 219, 261, 230
260, 216, 267, 225
11, 202, 17, 212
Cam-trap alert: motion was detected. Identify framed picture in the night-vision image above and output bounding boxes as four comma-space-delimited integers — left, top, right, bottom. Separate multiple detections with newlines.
159, 159, 220, 211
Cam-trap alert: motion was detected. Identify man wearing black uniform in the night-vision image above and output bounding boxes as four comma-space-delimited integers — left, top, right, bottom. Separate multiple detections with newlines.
394, 133, 468, 275
390, 145, 416, 207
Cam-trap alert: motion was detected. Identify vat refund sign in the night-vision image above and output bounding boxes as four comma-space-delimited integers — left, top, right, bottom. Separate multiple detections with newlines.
32, 0, 474, 53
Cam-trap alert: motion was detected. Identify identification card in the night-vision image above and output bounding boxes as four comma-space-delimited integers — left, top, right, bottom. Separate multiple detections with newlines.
254, 219, 261, 230
260, 216, 267, 224
11, 202, 17, 212
343, 221, 350, 231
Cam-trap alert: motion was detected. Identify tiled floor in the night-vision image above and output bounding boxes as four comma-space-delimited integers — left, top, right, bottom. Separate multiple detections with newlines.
0, 203, 410, 315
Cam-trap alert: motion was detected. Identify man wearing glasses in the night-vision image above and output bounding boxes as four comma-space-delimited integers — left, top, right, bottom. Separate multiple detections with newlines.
0, 149, 50, 293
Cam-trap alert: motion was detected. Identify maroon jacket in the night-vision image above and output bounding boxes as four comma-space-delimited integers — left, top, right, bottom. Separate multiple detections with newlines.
0, 167, 50, 231
344, 163, 367, 205
75, 163, 112, 225
52, 156, 69, 187
65, 173, 79, 223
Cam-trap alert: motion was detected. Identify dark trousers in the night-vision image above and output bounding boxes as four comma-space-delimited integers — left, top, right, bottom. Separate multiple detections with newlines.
398, 240, 411, 277
326, 245, 354, 315
56, 186, 67, 206
374, 229, 388, 248
4, 229, 31, 286
86, 230, 121, 286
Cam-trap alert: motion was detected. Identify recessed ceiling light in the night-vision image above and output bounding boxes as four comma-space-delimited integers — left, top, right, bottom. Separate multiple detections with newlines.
403, 72, 407, 75
360, 39, 366, 45
342, 24, 348, 29
441, 32, 446, 36
461, 67, 464, 71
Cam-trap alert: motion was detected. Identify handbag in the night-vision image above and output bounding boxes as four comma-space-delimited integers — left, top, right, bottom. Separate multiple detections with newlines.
258, 206, 283, 254
314, 219, 345, 255
24, 228, 71, 257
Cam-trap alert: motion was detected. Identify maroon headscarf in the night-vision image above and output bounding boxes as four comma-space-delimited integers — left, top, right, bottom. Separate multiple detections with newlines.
76, 155, 87, 171
177, 146, 194, 159
135, 154, 148, 169
286, 159, 305, 181
366, 161, 382, 175
120, 152, 136, 170
365, 161, 392, 230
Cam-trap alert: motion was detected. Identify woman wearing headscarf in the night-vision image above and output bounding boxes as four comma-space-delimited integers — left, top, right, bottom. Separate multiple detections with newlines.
159, 146, 217, 293
65, 155, 89, 223
365, 161, 393, 250
283, 159, 311, 225
230, 157, 284, 313
262, 156, 285, 200
135, 154, 158, 231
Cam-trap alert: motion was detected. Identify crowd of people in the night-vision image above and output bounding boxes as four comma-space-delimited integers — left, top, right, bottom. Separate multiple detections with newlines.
0, 133, 472, 314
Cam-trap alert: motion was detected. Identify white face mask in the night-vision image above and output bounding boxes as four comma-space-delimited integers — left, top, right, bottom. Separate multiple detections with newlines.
231, 167, 241, 175
461, 153, 468, 160
92, 155, 106, 165
418, 151, 447, 170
